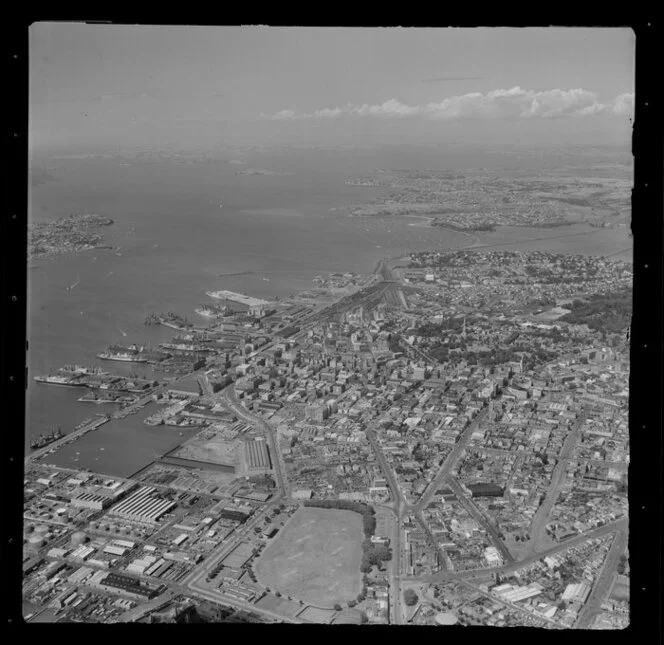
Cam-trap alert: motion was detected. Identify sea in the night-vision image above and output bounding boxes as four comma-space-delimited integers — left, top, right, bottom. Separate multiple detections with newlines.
26, 145, 632, 477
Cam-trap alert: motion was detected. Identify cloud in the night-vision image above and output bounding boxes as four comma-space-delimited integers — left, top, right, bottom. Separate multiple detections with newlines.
423, 76, 484, 83
264, 88, 635, 122
269, 109, 298, 120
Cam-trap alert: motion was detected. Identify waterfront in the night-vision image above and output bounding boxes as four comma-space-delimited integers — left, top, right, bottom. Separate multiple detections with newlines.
38, 402, 199, 478
27, 152, 475, 455
26, 151, 631, 471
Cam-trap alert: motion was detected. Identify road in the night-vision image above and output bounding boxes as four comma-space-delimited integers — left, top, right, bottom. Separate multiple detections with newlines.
528, 409, 588, 554
410, 517, 628, 585
413, 406, 489, 513
364, 426, 406, 623
458, 578, 563, 628
181, 494, 298, 623
444, 475, 514, 564
374, 505, 403, 625
220, 386, 288, 497
574, 527, 628, 628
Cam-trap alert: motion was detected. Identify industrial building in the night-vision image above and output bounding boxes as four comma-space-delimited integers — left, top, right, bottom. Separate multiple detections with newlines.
108, 486, 176, 524
245, 438, 271, 470
95, 572, 161, 600
466, 482, 505, 498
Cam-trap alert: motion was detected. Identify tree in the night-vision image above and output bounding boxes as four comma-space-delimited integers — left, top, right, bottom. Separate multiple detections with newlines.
403, 589, 419, 607
333, 604, 343, 612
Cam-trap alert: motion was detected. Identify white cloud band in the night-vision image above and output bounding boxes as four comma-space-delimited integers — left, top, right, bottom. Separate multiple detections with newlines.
263, 87, 634, 121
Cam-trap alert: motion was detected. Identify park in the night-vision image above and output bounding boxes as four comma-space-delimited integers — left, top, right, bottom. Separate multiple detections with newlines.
254, 506, 364, 607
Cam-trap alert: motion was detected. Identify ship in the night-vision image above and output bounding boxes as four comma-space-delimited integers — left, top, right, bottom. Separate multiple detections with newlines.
30, 426, 64, 450
158, 311, 191, 330
78, 390, 135, 404
34, 374, 87, 387
194, 304, 231, 319
59, 364, 108, 376
96, 344, 148, 362
159, 342, 211, 352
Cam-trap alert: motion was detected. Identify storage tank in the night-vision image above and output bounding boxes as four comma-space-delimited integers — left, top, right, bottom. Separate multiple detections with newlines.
70, 531, 88, 546
27, 535, 45, 551
34, 524, 50, 537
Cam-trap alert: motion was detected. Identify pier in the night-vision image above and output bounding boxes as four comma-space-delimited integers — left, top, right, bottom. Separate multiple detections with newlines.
205, 290, 271, 308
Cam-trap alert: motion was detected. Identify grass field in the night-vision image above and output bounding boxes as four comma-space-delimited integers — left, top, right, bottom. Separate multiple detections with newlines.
255, 506, 364, 607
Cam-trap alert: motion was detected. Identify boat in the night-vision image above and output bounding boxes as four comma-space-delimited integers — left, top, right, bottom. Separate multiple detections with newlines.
158, 311, 191, 330
34, 374, 87, 387
30, 426, 64, 450
78, 390, 130, 404
96, 344, 147, 362
194, 304, 231, 319
59, 364, 108, 376
159, 342, 211, 352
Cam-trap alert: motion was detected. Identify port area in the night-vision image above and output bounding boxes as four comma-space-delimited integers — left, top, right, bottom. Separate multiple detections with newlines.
35, 369, 160, 394
77, 391, 138, 405
205, 290, 272, 308
27, 416, 111, 463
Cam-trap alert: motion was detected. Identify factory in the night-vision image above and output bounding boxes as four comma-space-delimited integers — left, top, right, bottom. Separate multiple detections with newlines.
245, 437, 271, 470
107, 486, 176, 525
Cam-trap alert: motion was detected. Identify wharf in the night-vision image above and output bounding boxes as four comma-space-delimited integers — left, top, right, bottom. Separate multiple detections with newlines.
26, 416, 110, 464
206, 290, 271, 308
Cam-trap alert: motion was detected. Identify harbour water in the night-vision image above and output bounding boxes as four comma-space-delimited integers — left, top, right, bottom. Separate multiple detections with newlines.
27, 149, 473, 470
37, 402, 199, 479
27, 147, 632, 475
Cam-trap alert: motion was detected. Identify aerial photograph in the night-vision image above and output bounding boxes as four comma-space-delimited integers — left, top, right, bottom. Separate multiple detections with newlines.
22, 25, 633, 626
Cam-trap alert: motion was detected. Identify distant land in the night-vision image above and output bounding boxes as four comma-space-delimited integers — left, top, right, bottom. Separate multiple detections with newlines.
28, 213, 114, 260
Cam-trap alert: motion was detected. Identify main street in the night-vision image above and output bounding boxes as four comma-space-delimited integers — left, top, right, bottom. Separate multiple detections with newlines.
220, 386, 288, 497
443, 475, 514, 564
412, 405, 490, 514
364, 426, 406, 623
409, 517, 628, 585
528, 408, 589, 555
574, 526, 628, 628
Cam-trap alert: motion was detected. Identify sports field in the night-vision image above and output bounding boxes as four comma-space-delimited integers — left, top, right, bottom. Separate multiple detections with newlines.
254, 506, 364, 607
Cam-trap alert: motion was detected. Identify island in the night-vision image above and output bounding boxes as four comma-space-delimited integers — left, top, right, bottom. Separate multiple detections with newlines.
28, 213, 114, 260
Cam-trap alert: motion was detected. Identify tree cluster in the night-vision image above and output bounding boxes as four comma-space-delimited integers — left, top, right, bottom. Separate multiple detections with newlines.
560, 287, 632, 334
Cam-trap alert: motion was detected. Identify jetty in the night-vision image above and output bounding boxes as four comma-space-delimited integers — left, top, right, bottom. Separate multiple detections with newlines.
205, 290, 271, 308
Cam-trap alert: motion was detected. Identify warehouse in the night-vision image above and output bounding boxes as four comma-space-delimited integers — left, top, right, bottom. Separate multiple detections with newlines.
96, 572, 160, 600
467, 482, 505, 498
245, 438, 271, 470
108, 486, 176, 524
